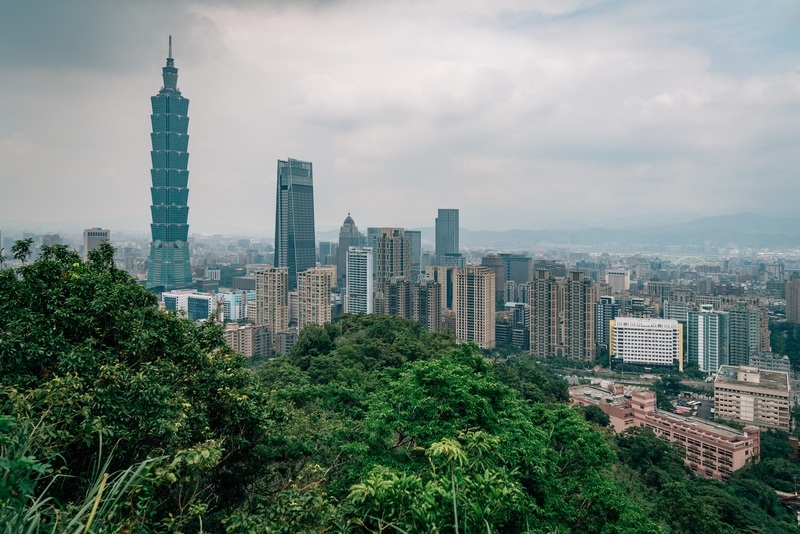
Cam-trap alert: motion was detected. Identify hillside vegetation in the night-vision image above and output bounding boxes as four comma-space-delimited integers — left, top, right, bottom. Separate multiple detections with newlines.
0, 243, 798, 533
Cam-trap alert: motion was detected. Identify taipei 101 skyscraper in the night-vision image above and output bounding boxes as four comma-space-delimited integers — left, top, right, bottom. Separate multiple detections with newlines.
146, 37, 193, 291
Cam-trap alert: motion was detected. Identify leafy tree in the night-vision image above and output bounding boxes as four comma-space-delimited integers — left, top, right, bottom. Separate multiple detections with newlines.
0, 243, 275, 528
10, 238, 33, 263
583, 404, 611, 427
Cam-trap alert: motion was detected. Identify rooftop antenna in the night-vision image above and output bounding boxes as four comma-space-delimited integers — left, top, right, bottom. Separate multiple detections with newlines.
168, 35, 173, 59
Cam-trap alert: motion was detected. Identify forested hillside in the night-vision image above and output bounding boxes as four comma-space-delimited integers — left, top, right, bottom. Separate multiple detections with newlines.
1, 243, 799, 533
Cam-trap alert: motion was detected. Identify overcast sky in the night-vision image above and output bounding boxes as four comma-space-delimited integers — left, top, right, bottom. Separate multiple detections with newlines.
1, 0, 799, 234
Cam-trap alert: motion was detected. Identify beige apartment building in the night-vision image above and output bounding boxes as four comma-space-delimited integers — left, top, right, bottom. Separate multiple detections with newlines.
223, 323, 270, 359
255, 267, 289, 350
714, 365, 791, 432
297, 267, 334, 329
530, 269, 597, 361
374, 228, 411, 292
455, 266, 495, 349
570, 382, 761, 481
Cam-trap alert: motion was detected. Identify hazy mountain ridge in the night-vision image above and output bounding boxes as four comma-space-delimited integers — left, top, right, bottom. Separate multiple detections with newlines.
5, 212, 800, 249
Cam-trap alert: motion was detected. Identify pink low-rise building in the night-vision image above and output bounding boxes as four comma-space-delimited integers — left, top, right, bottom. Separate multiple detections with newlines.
570, 382, 760, 481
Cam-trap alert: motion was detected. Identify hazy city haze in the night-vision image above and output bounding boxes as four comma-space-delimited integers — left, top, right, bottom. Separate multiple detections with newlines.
1, 0, 799, 233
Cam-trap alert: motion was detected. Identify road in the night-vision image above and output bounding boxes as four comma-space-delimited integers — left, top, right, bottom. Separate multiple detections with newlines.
694, 401, 712, 421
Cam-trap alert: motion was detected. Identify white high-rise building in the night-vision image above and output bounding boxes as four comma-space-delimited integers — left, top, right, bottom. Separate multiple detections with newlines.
688, 305, 729, 373
610, 317, 683, 369
161, 289, 214, 322
605, 269, 630, 293
83, 227, 110, 261
218, 290, 256, 322
346, 246, 373, 314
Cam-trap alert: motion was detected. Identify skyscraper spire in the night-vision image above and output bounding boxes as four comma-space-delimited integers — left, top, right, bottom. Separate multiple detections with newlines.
163, 35, 177, 89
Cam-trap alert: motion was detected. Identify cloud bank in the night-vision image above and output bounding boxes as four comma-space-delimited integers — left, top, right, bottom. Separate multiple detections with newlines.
1, 0, 799, 233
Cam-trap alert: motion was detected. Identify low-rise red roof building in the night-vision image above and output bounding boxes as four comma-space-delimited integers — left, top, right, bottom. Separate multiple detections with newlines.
570, 381, 760, 481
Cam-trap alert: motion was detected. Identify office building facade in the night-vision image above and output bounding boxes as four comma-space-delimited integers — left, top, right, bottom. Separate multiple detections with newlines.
162, 289, 213, 322
146, 38, 193, 291
503, 254, 533, 287
275, 158, 316, 290
610, 317, 683, 368
455, 266, 495, 349
83, 228, 110, 261
435, 209, 459, 265
605, 270, 630, 293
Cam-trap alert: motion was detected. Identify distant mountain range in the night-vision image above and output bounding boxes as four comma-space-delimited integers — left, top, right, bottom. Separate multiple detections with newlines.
4, 212, 800, 250
317, 213, 800, 250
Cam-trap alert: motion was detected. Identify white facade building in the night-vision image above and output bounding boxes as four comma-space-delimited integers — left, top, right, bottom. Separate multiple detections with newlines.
346, 246, 373, 314
218, 290, 256, 322
605, 269, 630, 293
82, 227, 110, 261
161, 289, 214, 322
610, 317, 683, 368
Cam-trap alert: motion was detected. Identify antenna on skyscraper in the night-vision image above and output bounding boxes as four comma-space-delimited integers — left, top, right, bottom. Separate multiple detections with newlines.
168, 35, 173, 59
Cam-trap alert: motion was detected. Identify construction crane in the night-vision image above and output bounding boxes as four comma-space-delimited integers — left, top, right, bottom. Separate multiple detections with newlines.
199, 280, 225, 323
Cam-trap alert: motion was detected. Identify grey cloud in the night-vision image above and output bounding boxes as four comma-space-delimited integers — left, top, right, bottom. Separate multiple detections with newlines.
1, 0, 799, 233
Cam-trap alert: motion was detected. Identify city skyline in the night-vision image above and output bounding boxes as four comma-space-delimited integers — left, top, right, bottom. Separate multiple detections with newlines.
2, 2, 800, 235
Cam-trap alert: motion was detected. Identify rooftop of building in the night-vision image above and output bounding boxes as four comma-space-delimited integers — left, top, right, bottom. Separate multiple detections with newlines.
715, 365, 790, 392
751, 352, 790, 361
570, 380, 755, 440
651, 410, 752, 439
568, 381, 649, 407
613, 317, 679, 328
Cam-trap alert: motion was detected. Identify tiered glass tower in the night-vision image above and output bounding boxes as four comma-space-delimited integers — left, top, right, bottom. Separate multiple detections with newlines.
146, 37, 193, 291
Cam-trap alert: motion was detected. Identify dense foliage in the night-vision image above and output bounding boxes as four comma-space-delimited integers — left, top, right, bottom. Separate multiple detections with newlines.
771, 322, 800, 373
1, 244, 798, 532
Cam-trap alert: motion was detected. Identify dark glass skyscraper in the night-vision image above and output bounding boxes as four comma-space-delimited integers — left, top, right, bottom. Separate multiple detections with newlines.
435, 208, 459, 265
146, 37, 193, 291
275, 158, 316, 290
